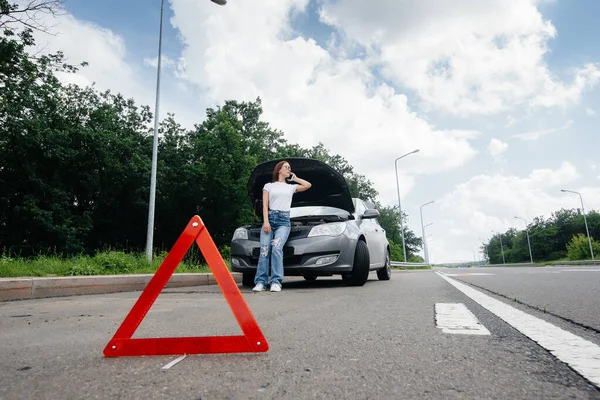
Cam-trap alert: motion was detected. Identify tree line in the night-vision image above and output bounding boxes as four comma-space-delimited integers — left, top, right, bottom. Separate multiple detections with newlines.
483, 208, 600, 263
0, 1, 422, 261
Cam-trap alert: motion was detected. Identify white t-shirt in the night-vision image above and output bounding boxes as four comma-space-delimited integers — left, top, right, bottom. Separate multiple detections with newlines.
263, 182, 297, 212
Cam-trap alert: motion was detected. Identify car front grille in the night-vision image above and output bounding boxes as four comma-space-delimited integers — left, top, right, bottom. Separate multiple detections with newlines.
248, 226, 311, 240
251, 246, 295, 259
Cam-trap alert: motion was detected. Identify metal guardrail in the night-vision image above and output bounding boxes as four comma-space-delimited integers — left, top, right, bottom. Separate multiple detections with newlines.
391, 261, 430, 268
481, 262, 535, 267
390, 260, 599, 269
550, 260, 600, 266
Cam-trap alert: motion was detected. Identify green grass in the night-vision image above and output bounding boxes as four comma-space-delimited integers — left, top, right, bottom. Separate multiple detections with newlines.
0, 250, 219, 278
534, 258, 569, 267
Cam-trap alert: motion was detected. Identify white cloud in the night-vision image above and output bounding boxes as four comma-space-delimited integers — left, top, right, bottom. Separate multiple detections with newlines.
488, 138, 508, 162
512, 120, 573, 141
319, 0, 600, 116
586, 107, 597, 116
528, 162, 580, 188
30, 15, 140, 95
144, 55, 175, 69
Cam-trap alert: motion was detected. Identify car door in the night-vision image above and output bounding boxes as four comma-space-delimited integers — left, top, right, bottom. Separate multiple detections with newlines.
363, 200, 387, 266
371, 214, 388, 265
356, 199, 383, 266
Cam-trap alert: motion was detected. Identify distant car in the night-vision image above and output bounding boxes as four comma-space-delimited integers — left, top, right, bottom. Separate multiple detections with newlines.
230, 157, 391, 287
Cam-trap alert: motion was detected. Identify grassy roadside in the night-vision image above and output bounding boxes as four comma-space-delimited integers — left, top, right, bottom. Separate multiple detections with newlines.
392, 265, 432, 270
535, 259, 569, 266
1, 252, 432, 277
0, 251, 218, 278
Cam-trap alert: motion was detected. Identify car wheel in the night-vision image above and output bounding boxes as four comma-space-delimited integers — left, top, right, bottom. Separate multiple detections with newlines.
303, 275, 317, 281
377, 251, 391, 281
242, 273, 255, 288
343, 240, 370, 286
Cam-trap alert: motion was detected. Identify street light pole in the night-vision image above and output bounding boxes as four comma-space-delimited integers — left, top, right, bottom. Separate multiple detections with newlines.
561, 189, 595, 260
514, 216, 533, 264
420, 201, 434, 264
145, 0, 166, 262
492, 230, 506, 264
423, 223, 433, 263
394, 149, 420, 262
145, 0, 226, 262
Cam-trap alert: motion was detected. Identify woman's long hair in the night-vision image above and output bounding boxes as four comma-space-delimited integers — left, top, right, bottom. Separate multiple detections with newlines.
272, 160, 288, 182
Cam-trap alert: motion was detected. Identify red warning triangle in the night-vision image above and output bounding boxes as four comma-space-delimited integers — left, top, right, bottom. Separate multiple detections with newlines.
103, 215, 268, 357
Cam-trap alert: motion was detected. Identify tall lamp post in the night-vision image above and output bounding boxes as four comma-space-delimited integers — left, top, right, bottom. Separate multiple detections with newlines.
145, 0, 227, 261
394, 149, 420, 262
561, 189, 595, 260
514, 216, 533, 264
420, 201, 434, 264
492, 230, 506, 264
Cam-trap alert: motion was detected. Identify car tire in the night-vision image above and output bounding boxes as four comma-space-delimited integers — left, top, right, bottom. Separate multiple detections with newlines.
242, 273, 255, 288
377, 251, 391, 281
343, 240, 370, 286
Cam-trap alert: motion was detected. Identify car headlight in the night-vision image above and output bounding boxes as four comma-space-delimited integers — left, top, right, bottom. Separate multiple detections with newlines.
307, 222, 346, 237
232, 228, 248, 240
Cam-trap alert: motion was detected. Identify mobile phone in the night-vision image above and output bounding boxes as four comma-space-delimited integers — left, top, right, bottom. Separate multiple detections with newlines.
287, 173, 295, 182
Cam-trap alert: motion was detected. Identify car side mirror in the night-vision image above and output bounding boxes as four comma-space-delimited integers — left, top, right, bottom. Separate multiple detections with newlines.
362, 209, 380, 219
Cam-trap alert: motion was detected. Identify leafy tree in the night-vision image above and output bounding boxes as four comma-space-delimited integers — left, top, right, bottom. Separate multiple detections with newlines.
1, 6, 153, 255
186, 101, 261, 246
375, 204, 422, 260
1, 10, 92, 254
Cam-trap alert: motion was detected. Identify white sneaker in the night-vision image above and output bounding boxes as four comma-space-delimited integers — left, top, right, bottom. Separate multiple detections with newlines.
270, 283, 282, 292
252, 283, 266, 292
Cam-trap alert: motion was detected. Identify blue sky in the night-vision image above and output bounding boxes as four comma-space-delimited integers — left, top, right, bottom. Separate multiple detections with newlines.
40, 0, 600, 262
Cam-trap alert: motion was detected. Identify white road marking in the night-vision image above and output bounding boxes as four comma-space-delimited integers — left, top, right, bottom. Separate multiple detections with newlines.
563, 269, 600, 272
436, 272, 600, 388
435, 303, 491, 335
161, 354, 188, 370
444, 273, 495, 277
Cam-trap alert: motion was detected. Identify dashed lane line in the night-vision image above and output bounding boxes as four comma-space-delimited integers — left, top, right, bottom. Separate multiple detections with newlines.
435, 303, 491, 335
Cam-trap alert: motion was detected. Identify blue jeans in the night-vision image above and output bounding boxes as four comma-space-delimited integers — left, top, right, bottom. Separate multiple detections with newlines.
255, 210, 291, 286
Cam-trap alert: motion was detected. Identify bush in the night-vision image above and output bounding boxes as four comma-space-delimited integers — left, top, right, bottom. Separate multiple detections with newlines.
389, 242, 404, 262
92, 251, 138, 273
566, 234, 600, 261
219, 245, 231, 262
67, 263, 102, 276
408, 255, 425, 263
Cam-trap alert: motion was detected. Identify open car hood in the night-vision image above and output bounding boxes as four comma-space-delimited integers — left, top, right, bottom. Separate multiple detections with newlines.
248, 157, 355, 218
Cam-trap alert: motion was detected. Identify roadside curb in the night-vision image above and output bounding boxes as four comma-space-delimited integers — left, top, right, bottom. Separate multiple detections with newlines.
0, 273, 242, 302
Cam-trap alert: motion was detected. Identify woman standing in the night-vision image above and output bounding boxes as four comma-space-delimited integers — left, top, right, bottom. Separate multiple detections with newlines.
253, 160, 311, 292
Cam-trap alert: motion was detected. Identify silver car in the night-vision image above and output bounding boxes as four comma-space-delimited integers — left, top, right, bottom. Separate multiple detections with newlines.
230, 158, 391, 287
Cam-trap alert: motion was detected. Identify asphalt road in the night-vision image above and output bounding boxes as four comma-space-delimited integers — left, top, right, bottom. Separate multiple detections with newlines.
1, 267, 599, 400
443, 266, 600, 332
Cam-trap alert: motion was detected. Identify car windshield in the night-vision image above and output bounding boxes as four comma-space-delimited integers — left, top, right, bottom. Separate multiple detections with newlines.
290, 206, 351, 219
